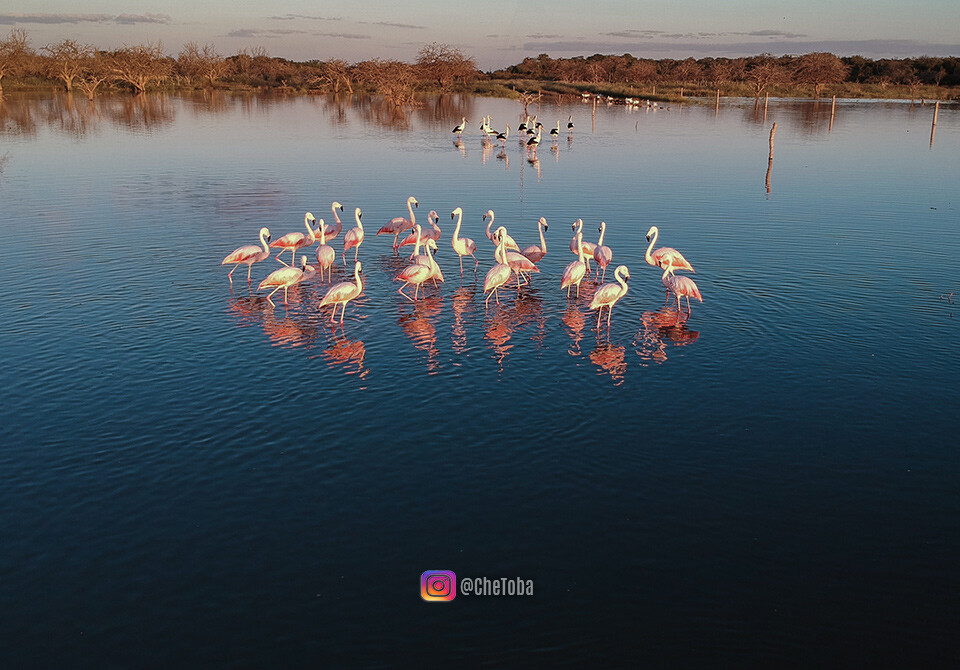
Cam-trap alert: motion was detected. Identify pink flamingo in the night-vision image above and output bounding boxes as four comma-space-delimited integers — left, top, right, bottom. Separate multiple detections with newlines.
496, 225, 540, 288
594, 221, 613, 281
483, 232, 513, 307
645, 225, 695, 273
395, 236, 437, 302
377, 196, 418, 250
560, 228, 588, 298
407, 225, 444, 288
398, 210, 440, 251
270, 212, 317, 266
343, 207, 364, 264
483, 210, 519, 252
320, 201, 344, 242
450, 206, 479, 275
315, 218, 336, 283
221, 226, 271, 284
520, 217, 549, 264
570, 219, 597, 274
258, 256, 313, 306
319, 261, 364, 323
589, 264, 631, 328
661, 260, 703, 313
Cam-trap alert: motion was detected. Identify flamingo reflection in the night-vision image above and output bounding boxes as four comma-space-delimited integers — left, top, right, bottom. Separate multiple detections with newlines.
398, 295, 443, 372
321, 332, 368, 379
634, 307, 701, 364
483, 306, 515, 373
589, 340, 627, 385
451, 285, 476, 354
562, 306, 586, 357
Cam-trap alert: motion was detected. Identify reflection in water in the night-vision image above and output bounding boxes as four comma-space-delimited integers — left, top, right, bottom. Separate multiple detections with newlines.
453, 138, 465, 157
226, 292, 317, 348
483, 305, 514, 373
398, 296, 443, 373
321, 332, 368, 380
107, 93, 176, 131
634, 307, 701, 364
451, 285, 475, 355
562, 306, 586, 357
589, 340, 627, 385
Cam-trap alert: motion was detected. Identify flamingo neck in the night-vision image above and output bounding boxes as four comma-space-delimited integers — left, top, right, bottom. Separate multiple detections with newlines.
318, 222, 326, 246
576, 231, 584, 263
259, 230, 270, 252
617, 268, 629, 293
485, 214, 494, 239
354, 266, 363, 292
645, 228, 659, 265
598, 222, 606, 246
453, 211, 462, 242
304, 216, 316, 244
407, 200, 416, 226
332, 205, 342, 225
412, 225, 423, 256
355, 211, 363, 231
539, 221, 547, 251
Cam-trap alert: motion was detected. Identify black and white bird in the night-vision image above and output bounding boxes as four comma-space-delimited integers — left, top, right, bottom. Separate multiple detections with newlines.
496, 124, 510, 145
452, 117, 466, 137
526, 126, 541, 148
567, 115, 574, 131
550, 120, 560, 139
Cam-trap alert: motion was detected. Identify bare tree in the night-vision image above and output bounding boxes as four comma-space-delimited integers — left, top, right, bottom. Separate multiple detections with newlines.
109, 43, 172, 93
319, 58, 353, 94
178, 42, 229, 87
793, 52, 848, 97
42, 39, 93, 92
354, 59, 416, 107
77, 51, 110, 100
745, 56, 786, 96
416, 42, 477, 88
0, 28, 34, 94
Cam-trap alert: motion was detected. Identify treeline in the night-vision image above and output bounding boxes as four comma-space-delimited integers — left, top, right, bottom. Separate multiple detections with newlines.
2, 27, 958, 101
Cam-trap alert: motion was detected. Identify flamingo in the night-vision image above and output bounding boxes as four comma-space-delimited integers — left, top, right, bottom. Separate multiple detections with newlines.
343, 207, 364, 264
452, 116, 466, 137
590, 265, 630, 329
483, 210, 519, 251
377, 196, 418, 250
567, 115, 574, 131
662, 261, 703, 313
645, 225, 695, 273
570, 219, 597, 274
560, 228, 588, 298
520, 217, 548, 264
496, 225, 540, 288
398, 210, 440, 252
594, 221, 613, 282
319, 261, 363, 323
270, 212, 317, 266
221, 226, 271, 284
258, 256, 312, 306
483, 231, 513, 308
450, 206, 479, 275
407, 225, 445, 287
315, 217, 336, 283
321, 201, 344, 242
395, 238, 437, 302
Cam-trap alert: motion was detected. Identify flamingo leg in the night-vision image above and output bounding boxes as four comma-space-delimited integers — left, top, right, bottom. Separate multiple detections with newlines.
474, 255, 479, 271
459, 255, 464, 275
266, 285, 283, 306
398, 284, 413, 301
607, 306, 613, 328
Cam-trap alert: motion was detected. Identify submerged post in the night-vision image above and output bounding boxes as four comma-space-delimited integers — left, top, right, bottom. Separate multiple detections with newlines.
766, 122, 777, 194
769, 122, 776, 160
830, 95, 836, 132
930, 101, 940, 149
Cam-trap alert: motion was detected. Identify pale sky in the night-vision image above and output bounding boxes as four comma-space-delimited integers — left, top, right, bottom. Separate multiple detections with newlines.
3, 1, 959, 69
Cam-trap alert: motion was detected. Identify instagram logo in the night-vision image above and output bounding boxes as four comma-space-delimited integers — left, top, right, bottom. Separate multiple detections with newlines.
421, 570, 456, 601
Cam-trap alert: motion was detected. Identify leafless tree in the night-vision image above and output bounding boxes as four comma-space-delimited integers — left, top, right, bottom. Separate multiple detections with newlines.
354, 59, 417, 107
416, 42, 477, 89
77, 51, 111, 100
42, 39, 93, 92
178, 42, 230, 87
109, 43, 172, 94
0, 28, 34, 94
793, 52, 849, 97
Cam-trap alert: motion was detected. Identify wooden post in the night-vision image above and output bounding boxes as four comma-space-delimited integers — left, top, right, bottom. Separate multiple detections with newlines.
829, 95, 836, 132
930, 101, 939, 149
763, 92, 769, 122
716, 89, 720, 117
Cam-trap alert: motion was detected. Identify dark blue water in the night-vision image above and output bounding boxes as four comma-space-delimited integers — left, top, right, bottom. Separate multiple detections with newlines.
2, 92, 958, 666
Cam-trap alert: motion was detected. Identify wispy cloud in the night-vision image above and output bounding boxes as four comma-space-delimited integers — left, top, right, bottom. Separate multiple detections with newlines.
269, 14, 342, 22
602, 28, 807, 40
359, 20, 425, 29
527, 33, 562, 39
0, 12, 171, 25
227, 27, 369, 39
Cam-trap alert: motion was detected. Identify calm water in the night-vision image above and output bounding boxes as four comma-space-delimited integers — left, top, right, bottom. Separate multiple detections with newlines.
1, 91, 958, 666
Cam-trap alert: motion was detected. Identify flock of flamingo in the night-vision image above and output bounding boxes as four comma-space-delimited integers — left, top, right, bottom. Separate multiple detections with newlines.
221, 196, 703, 328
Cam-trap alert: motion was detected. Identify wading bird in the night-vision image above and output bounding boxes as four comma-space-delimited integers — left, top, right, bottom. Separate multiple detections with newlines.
321, 201, 344, 242
315, 218, 336, 283
594, 221, 613, 282
570, 219, 597, 274
520, 217, 549, 264
483, 231, 513, 307
590, 265, 630, 329
561, 228, 588, 298
377, 196, 418, 251
661, 260, 703, 313
221, 226, 271, 284
258, 256, 312, 306
320, 261, 364, 323
270, 212, 316, 266
452, 116, 466, 137
343, 207, 364, 264
450, 206, 479, 275
483, 210, 519, 251
645, 225, 694, 273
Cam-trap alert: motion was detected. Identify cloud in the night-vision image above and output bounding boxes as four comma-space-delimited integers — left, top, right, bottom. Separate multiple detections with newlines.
359, 21, 425, 29
602, 28, 806, 40
227, 28, 369, 40
0, 12, 171, 25
527, 33, 562, 39
269, 14, 342, 21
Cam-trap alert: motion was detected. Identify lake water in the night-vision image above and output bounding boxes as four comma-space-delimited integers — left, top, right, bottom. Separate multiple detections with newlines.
1, 91, 958, 666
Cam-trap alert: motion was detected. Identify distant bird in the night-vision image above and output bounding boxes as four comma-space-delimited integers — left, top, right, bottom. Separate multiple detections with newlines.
450, 206, 479, 275
518, 116, 529, 132
343, 207, 364, 264
593, 220, 613, 282
320, 261, 364, 323
567, 115, 574, 130
520, 216, 549, 264
561, 228, 588, 298
662, 261, 703, 313
452, 116, 466, 137
590, 265, 630, 328
377, 196, 418, 250
315, 217, 336, 283
645, 225, 695, 273
221, 226, 271, 284
483, 210, 519, 252
496, 124, 509, 145
321, 201, 344, 242
258, 256, 311, 306
483, 231, 513, 307
527, 126, 542, 148
270, 212, 317, 266
526, 115, 539, 135
550, 120, 560, 139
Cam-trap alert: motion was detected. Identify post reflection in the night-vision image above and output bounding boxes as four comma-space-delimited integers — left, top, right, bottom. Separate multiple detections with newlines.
634, 307, 701, 364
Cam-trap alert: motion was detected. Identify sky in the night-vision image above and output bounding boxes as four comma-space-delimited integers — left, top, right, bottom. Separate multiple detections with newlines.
2, 0, 959, 69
